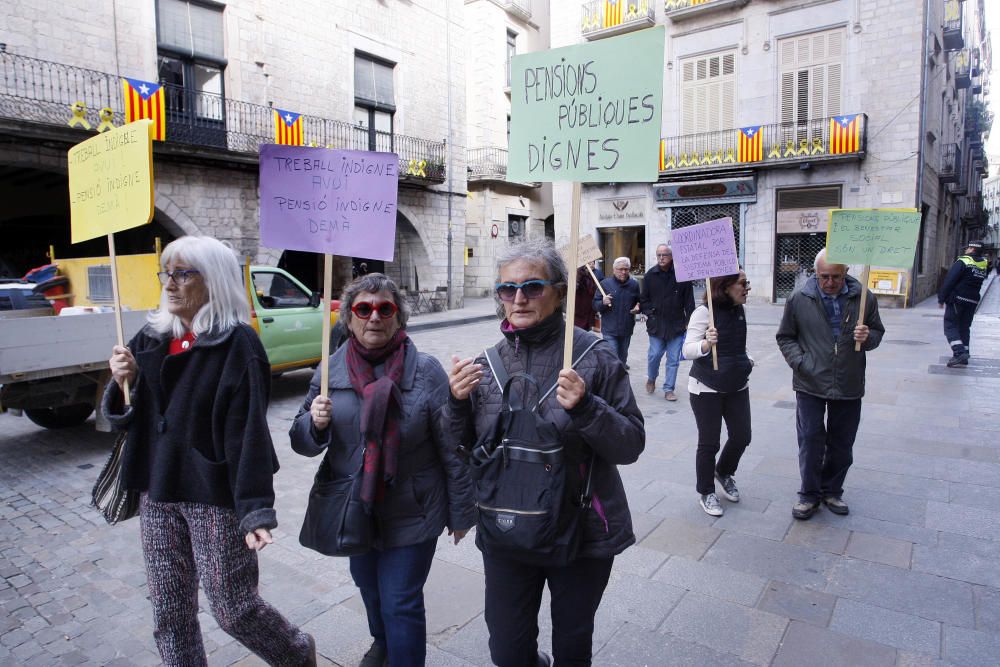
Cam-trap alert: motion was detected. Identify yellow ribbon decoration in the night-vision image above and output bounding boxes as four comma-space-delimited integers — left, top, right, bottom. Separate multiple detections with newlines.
407, 159, 427, 177
723, 148, 736, 163
678, 153, 690, 167
798, 139, 810, 155
665, 154, 677, 169
96, 107, 116, 133
811, 138, 825, 155
783, 140, 798, 157
68, 102, 91, 130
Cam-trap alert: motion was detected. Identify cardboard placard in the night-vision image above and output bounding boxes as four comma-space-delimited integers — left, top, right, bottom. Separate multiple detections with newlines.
826, 208, 921, 269
259, 145, 400, 261
68, 120, 154, 243
508, 26, 665, 183
559, 233, 603, 268
671, 217, 740, 282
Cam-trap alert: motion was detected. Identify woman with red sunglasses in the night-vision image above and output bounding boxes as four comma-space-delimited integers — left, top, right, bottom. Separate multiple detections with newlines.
289, 273, 474, 667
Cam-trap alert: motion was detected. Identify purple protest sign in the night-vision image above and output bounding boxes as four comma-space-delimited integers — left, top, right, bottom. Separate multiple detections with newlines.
259, 144, 399, 260
671, 217, 740, 282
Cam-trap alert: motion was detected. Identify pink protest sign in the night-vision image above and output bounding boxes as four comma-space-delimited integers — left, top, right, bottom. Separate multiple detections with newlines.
671, 217, 740, 282
259, 144, 399, 260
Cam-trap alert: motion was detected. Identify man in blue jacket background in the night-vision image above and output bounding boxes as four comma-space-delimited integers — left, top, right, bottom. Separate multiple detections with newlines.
595, 257, 641, 369
938, 240, 987, 368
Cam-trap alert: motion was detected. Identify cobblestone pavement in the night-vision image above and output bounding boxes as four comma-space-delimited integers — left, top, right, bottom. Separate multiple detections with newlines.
3, 285, 1000, 666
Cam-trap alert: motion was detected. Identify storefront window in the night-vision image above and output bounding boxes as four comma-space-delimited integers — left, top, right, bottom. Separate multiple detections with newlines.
597, 226, 645, 279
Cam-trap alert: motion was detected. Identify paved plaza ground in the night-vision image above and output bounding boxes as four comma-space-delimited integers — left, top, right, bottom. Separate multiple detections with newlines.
3, 280, 1000, 666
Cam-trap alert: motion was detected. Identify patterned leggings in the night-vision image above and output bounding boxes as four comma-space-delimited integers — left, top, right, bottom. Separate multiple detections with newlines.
140, 495, 311, 667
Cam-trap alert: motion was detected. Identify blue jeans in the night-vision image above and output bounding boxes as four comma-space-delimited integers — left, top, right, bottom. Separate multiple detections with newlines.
647, 333, 685, 392
349, 538, 437, 666
602, 333, 632, 366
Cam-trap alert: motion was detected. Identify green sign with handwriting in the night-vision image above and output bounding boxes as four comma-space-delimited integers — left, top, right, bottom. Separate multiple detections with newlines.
826, 208, 921, 268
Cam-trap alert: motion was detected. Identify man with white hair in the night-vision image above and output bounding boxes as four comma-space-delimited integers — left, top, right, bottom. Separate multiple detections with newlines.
776, 249, 884, 521
594, 257, 641, 369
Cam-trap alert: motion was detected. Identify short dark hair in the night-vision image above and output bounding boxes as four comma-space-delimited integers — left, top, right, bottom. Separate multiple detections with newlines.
702, 272, 743, 308
339, 273, 410, 329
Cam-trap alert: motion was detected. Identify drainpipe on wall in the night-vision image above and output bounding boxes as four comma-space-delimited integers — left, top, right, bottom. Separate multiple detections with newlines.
910, 0, 931, 306
445, 0, 454, 308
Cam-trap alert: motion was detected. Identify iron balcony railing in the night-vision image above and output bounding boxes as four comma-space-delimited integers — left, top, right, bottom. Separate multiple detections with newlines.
664, 0, 750, 21
0, 52, 446, 182
581, 0, 655, 39
954, 48, 971, 89
658, 114, 868, 175
466, 146, 540, 187
940, 143, 961, 184
943, 0, 964, 51
499, 0, 532, 21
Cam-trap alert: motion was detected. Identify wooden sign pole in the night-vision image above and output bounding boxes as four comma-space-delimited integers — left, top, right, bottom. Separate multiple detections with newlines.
107, 233, 130, 405
705, 276, 719, 371
320, 253, 333, 398
563, 182, 582, 370
586, 264, 608, 298
854, 264, 870, 352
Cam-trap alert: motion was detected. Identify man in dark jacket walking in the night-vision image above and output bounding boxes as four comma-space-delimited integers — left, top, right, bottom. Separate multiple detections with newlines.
938, 240, 988, 367
640, 244, 695, 401
595, 257, 641, 368
776, 249, 885, 521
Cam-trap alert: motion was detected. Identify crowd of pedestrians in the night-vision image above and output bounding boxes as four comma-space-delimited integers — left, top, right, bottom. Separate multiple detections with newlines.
102, 234, 1000, 666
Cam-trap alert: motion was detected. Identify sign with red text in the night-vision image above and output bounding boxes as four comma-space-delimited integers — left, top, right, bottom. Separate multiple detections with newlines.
671, 217, 740, 282
259, 144, 399, 260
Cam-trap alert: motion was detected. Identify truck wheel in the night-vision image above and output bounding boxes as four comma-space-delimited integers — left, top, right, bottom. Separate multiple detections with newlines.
24, 403, 94, 429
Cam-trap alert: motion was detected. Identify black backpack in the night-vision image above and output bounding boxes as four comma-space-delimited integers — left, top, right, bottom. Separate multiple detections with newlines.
468, 335, 600, 567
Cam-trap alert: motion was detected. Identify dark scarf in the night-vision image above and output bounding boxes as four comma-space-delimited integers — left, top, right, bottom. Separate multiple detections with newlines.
345, 329, 408, 508
501, 310, 564, 355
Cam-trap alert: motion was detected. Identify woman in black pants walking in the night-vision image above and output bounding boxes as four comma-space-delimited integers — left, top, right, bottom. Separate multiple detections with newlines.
683, 271, 753, 517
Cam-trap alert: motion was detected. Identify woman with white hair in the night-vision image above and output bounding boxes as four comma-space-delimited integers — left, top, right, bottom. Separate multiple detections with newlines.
103, 236, 316, 667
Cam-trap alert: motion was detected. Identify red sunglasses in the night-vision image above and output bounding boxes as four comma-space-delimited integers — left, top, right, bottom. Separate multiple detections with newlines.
351, 301, 398, 320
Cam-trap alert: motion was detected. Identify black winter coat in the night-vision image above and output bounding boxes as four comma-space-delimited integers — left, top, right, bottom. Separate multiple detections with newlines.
441, 322, 645, 560
639, 264, 695, 339
289, 338, 475, 550
938, 254, 987, 305
594, 276, 641, 336
776, 275, 885, 400
101, 324, 281, 534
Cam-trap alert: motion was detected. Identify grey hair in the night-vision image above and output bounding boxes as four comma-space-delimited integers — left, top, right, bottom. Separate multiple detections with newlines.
494, 238, 568, 319
813, 248, 847, 272
147, 236, 249, 338
613, 256, 631, 269
339, 273, 410, 330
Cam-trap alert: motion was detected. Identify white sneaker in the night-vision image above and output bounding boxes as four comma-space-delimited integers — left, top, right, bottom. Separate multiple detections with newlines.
699, 493, 724, 516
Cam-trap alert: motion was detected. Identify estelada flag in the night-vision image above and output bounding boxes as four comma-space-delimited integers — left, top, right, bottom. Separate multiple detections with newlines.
122, 77, 166, 141
603, 0, 623, 28
829, 114, 860, 154
274, 108, 303, 146
737, 125, 763, 163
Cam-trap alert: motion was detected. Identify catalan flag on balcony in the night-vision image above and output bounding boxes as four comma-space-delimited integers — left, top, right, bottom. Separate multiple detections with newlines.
829, 114, 860, 154
122, 77, 166, 141
737, 125, 763, 163
603, 0, 623, 28
274, 108, 303, 145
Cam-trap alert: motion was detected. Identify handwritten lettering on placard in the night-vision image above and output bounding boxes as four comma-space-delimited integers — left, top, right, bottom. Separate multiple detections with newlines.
259, 145, 400, 260
508, 27, 664, 183
826, 209, 921, 269
671, 217, 740, 282
68, 119, 154, 243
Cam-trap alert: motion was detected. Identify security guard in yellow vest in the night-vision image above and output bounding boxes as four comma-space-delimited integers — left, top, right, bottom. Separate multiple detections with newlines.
938, 241, 988, 367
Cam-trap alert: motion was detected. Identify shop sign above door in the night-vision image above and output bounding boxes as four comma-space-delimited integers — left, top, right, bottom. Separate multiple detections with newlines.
776, 208, 830, 234
653, 176, 756, 203
597, 197, 645, 223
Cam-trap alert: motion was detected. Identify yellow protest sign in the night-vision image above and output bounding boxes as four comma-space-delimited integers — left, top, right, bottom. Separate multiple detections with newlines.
68, 120, 154, 243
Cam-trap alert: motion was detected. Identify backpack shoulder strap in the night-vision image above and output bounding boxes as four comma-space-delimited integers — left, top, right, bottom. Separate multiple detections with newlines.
483, 344, 509, 389
535, 334, 602, 408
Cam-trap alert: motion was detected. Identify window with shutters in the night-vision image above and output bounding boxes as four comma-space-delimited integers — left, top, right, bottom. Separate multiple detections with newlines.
679, 51, 736, 153
354, 53, 396, 152
778, 28, 845, 145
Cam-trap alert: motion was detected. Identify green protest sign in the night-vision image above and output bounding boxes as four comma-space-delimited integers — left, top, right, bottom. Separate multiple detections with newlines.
508, 27, 664, 183
826, 208, 922, 268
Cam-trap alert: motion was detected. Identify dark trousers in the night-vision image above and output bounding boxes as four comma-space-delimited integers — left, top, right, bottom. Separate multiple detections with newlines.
690, 389, 752, 495
795, 392, 863, 503
943, 300, 977, 352
349, 538, 437, 667
602, 333, 632, 366
483, 553, 614, 667
140, 496, 310, 667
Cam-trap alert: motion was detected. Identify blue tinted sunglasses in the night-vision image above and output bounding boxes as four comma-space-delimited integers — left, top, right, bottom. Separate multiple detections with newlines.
495, 279, 552, 302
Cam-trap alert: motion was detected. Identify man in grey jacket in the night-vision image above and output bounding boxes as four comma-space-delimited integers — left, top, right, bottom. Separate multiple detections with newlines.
776, 249, 885, 520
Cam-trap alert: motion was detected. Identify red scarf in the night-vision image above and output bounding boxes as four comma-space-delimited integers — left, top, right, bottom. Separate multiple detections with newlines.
346, 329, 408, 508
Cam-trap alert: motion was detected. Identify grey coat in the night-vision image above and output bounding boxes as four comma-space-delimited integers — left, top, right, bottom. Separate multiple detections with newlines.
289, 338, 475, 550
441, 326, 645, 560
776, 275, 885, 400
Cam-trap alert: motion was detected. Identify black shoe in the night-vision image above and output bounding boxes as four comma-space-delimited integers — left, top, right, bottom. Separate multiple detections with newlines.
823, 496, 850, 515
947, 352, 970, 367
792, 500, 821, 520
360, 641, 388, 667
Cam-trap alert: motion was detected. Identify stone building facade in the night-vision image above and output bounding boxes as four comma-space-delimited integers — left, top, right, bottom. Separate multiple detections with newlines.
1, 0, 467, 304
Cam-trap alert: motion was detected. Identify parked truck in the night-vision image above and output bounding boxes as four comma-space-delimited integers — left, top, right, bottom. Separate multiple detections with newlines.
0, 247, 338, 430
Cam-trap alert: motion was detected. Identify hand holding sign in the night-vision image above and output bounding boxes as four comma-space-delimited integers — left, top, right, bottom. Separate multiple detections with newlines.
671, 217, 740, 370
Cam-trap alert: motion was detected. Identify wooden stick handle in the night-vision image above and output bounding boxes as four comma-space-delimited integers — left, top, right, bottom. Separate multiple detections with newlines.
320, 254, 333, 398
108, 233, 130, 405
706, 276, 718, 371
586, 264, 607, 298
563, 182, 582, 370
855, 265, 869, 352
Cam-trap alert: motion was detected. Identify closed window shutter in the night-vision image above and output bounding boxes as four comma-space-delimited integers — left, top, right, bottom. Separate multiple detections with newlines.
680, 50, 737, 146
826, 63, 842, 117
779, 28, 846, 140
